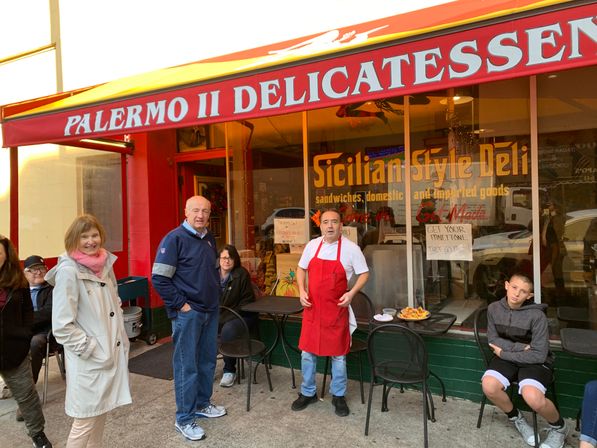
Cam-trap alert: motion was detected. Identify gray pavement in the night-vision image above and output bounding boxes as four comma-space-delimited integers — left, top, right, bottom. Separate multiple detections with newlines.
1, 340, 579, 447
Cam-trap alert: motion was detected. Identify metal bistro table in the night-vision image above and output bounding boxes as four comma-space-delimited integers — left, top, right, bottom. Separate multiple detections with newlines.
557, 307, 595, 328
560, 327, 597, 358
241, 296, 304, 388
560, 327, 597, 430
370, 312, 457, 336
370, 312, 458, 403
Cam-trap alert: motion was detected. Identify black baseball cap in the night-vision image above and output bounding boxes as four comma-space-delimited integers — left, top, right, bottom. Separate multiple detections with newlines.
24, 255, 46, 269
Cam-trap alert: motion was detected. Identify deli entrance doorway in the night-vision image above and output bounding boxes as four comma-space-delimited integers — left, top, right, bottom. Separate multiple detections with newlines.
176, 149, 228, 249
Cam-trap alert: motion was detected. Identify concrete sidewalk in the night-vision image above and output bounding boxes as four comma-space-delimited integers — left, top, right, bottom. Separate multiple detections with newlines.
1, 340, 580, 447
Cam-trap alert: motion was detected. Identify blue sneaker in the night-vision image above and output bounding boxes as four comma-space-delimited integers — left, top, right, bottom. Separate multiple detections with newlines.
175, 420, 205, 441
196, 402, 227, 418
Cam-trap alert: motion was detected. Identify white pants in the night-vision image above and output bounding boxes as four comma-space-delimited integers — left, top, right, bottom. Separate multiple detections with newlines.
66, 413, 107, 448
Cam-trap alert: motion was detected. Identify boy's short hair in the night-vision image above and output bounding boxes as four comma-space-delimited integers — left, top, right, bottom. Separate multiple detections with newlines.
509, 272, 534, 292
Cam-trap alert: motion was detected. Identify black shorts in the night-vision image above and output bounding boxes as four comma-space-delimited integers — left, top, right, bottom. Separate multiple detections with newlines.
485, 357, 553, 392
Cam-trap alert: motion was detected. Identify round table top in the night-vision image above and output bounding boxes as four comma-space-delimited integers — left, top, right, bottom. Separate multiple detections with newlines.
241, 295, 303, 315
560, 327, 597, 358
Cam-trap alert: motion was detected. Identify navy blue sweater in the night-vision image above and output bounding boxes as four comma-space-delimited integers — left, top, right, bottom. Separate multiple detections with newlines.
152, 224, 219, 319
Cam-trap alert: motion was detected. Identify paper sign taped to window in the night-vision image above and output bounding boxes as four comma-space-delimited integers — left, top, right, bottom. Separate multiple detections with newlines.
425, 223, 473, 261
289, 244, 305, 254
274, 218, 308, 244
341, 226, 358, 245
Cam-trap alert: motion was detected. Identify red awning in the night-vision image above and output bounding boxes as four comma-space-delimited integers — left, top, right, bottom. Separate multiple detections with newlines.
2, 0, 595, 147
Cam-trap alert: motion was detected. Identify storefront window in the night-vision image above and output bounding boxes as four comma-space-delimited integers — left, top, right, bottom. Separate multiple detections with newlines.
410, 79, 531, 326
18, 145, 123, 257
537, 66, 597, 330
176, 123, 225, 152
227, 113, 304, 294
0, 3, 56, 245
307, 99, 406, 310
0, 148, 9, 237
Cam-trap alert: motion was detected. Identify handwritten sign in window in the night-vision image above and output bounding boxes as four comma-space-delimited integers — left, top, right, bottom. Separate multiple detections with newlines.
274, 219, 308, 244
341, 226, 358, 245
425, 224, 473, 261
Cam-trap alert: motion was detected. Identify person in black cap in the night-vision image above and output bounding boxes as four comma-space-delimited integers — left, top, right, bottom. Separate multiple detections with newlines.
20, 255, 55, 422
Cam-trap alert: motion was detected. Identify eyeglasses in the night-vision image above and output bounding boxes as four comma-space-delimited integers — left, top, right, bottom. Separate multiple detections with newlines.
219, 256, 232, 261
25, 266, 46, 274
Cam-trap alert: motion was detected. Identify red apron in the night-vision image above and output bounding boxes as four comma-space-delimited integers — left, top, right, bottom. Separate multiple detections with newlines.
298, 237, 350, 356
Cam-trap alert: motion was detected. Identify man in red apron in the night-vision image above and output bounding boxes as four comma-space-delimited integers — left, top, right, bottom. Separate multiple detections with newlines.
291, 209, 369, 417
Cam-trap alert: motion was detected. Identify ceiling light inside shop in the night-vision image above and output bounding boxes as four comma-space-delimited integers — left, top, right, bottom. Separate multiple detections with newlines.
439, 95, 474, 105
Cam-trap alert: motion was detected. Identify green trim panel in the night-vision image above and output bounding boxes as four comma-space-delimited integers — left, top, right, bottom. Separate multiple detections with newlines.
146, 308, 593, 418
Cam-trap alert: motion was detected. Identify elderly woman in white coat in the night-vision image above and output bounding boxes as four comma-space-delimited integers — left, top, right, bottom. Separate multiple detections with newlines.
46, 214, 131, 448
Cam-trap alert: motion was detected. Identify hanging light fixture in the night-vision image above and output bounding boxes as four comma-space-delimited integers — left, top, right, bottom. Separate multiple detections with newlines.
439, 94, 473, 105
440, 86, 474, 105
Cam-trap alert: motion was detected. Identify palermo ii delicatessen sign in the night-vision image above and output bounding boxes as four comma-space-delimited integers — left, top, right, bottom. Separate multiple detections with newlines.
2, 4, 596, 147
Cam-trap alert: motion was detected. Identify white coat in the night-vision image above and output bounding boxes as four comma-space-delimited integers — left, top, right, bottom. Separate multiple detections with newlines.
46, 252, 132, 418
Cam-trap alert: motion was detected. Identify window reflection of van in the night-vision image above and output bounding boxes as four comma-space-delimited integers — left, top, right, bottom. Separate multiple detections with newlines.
501, 187, 547, 227
469, 208, 597, 301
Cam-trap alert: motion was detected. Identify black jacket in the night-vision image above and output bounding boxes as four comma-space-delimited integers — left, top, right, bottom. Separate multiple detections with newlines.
0, 288, 33, 370
219, 266, 256, 324
31, 283, 53, 334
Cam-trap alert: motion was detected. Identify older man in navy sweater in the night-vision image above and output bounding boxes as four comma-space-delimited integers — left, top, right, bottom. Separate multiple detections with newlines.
152, 195, 226, 442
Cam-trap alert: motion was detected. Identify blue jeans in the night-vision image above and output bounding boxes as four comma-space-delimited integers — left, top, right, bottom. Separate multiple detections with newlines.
220, 315, 258, 373
171, 308, 218, 425
300, 351, 347, 397
581, 380, 597, 446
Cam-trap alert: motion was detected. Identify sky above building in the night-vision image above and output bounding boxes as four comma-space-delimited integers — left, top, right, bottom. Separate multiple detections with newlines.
1, 0, 452, 90
0, 0, 450, 207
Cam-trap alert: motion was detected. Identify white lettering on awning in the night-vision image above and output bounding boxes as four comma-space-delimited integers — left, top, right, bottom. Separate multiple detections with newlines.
57, 8, 597, 140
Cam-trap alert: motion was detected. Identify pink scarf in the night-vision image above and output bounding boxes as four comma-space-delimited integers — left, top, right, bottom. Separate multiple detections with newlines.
70, 248, 108, 277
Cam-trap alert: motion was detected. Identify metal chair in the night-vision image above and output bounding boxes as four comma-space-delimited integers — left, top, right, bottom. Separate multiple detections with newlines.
473, 306, 559, 448
321, 291, 375, 404
217, 306, 272, 411
365, 323, 433, 448
42, 330, 65, 405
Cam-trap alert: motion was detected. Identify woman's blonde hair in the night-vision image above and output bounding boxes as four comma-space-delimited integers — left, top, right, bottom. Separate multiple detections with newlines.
64, 214, 106, 253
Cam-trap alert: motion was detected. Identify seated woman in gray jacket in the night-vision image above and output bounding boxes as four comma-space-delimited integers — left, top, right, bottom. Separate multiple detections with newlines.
217, 245, 257, 388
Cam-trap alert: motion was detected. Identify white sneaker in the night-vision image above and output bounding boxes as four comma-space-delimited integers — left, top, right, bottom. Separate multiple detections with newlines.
0, 386, 11, 399
196, 403, 227, 418
511, 413, 536, 446
175, 420, 205, 441
220, 372, 236, 388
540, 423, 568, 448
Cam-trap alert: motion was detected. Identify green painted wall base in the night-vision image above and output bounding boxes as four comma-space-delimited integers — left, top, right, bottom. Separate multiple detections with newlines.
145, 308, 595, 418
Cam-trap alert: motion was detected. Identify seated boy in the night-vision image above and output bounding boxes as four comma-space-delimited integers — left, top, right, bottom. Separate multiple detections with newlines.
482, 273, 567, 448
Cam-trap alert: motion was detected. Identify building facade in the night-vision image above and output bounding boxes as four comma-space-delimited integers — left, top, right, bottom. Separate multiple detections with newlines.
2, 0, 597, 415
